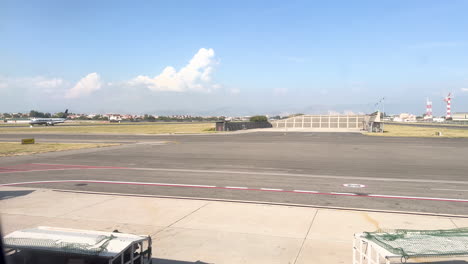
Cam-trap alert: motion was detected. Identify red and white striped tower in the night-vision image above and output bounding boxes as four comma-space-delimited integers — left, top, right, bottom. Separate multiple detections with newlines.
426, 98, 433, 119
444, 93, 452, 119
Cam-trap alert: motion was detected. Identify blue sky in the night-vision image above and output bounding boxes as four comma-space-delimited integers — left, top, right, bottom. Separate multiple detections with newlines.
1, 0, 468, 116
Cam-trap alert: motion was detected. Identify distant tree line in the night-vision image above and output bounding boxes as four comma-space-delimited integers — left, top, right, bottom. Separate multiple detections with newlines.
139, 115, 225, 122
1, 110, 69, 119
29, 110, 52, 118
1, 111, 227, 122
69, 115, 224, 122
28, 110, 69, 118
249, 115, 268, 122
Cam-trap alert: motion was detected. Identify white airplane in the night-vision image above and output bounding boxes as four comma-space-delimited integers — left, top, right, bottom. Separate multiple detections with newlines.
30, 109, 69, 126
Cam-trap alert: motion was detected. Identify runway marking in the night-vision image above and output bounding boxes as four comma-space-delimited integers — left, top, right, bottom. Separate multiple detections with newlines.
1, 180, 468, 203
343, 183, 366, 188
1, 163, 467, 186
135, 141, 171, 145
225, 186, 248, 189
0, 180, 216, 189
431, 188, 468, 192
260, 188, 283, 191
293, 190, 318, 193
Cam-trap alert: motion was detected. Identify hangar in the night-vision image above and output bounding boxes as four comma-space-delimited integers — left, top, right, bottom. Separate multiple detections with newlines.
452, 112, 468, 121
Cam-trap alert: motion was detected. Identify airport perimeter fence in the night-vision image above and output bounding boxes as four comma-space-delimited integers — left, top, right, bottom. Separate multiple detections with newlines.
216, 121, 272, 131
271, 115, 367, 129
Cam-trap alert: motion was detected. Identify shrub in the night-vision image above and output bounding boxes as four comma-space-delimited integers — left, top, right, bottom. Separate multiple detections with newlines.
249, 115, 268, 122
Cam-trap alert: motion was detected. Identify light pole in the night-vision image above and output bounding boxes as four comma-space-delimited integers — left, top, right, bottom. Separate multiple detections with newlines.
382, 97, 385, 133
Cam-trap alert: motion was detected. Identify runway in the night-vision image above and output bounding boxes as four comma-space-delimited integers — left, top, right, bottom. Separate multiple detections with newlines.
1, 132, 468, 215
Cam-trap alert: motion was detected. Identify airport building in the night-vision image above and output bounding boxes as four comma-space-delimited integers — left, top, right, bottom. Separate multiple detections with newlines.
452, 112, 468, 121
392, 113, 417, 122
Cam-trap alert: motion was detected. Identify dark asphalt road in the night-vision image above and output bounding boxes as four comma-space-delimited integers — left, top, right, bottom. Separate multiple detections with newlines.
1, 132, 468, 215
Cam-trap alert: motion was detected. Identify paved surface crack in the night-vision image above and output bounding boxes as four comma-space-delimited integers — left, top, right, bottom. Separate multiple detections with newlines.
450, 218, 459, 228
152, 202, 210, 236
293, 209, 319, 264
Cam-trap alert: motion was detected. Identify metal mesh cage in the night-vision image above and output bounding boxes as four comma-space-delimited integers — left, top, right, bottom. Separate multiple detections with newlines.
364, 228, 468, 258
4, 235, 116, 256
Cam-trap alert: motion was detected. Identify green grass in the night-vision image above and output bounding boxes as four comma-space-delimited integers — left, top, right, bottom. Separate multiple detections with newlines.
0, 142, 118, 156
364, 124, 468, 138
0, 123, 216, 134
0, 122, 30, 126
385, 121, 468, 127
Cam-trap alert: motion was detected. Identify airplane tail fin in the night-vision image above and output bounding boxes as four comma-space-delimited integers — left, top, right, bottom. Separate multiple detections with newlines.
63, 109, 69, 118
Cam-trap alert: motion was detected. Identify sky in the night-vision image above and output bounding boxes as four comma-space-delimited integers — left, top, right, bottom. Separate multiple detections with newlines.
1, 0, 468, 116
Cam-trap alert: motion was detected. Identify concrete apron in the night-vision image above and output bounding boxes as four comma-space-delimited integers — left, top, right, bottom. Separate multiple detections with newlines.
1, 186, 467, 264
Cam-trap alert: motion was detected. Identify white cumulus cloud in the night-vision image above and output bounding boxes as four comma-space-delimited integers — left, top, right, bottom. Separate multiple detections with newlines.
129, 48, 219, 92
65, 73, 102, 99
461, 88, 468, 92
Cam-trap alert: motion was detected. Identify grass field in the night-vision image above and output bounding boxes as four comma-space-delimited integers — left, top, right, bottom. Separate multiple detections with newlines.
0, 123, 216, 134
364, 124, 468, 138
0, 142, 118, 157
385, 121, 468, 127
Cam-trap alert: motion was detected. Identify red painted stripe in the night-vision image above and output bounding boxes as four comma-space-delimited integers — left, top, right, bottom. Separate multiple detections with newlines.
0, 163, 128, 173
1, 180, 468, 203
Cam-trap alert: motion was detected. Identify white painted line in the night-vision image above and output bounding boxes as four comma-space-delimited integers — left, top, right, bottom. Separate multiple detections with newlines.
0, 180, 75, 186
24, 163, 468, 185
343, 183, 366, 188
431, 188, 468, 192
293, 190, 318, 193
225, 186, 248, 189
135, 142, 168, 145
159, 183, 217, 188
2, 179, 468, 203
0, 180, 216, 188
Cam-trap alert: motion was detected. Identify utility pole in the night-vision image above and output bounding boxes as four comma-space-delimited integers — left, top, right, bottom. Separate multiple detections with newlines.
382, 97, 385, 133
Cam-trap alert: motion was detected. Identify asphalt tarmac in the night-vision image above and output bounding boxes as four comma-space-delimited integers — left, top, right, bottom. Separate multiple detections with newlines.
1, 131, 468, 215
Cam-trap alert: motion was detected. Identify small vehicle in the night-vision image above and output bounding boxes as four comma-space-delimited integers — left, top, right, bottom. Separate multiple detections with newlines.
3, 226, 152, 264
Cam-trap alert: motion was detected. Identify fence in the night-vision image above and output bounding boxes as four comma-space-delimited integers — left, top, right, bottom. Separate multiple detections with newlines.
271, 115, 367, 129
